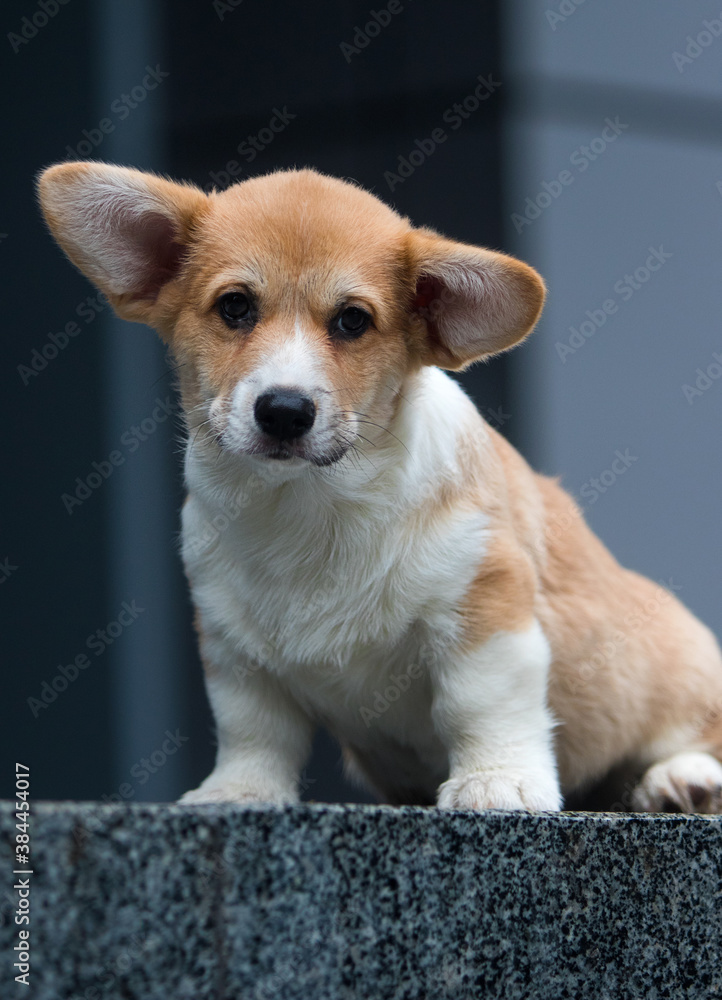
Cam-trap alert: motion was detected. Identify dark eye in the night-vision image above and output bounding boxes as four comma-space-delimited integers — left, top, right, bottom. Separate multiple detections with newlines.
333, 306, 372, 339
218, 292, 253, 327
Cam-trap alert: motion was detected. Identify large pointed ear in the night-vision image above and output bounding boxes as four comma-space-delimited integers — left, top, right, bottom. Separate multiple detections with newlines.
37, 161, 208, 330
407, 229, 545, 370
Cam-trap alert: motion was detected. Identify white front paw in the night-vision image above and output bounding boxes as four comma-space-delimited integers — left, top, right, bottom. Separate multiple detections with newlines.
179, 778, 295, 806
437, 769, 561, 812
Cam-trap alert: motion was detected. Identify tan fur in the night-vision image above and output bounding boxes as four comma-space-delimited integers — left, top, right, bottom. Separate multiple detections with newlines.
37, 161, 722, 811
439, 419, 722, 793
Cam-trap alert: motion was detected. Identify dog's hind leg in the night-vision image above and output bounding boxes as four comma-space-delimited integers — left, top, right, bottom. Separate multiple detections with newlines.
631, 750, 722, 813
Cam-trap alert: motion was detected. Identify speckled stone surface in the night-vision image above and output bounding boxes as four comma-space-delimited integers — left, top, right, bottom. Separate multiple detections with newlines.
0, 803, 721, 999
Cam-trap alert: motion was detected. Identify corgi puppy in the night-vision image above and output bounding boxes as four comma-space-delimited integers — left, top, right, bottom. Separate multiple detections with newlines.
38, 162, 722, 813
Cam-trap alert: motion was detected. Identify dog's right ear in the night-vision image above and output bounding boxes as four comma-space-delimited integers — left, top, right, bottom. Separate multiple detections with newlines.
37, 161, 208, 332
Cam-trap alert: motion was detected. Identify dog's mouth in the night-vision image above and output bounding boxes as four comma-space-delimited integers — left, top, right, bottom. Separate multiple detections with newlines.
248, 438, 350, 467
259, 443, 299, 461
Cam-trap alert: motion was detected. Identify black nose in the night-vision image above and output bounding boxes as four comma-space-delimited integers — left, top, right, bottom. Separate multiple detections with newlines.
254, 390, 316, 440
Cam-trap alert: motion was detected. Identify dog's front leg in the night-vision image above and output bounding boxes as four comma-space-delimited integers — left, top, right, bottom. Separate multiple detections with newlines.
433, 621, 561, 812
180, 646, 314, 805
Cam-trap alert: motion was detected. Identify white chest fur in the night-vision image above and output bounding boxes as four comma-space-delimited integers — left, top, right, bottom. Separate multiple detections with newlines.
181, 369, 490, 783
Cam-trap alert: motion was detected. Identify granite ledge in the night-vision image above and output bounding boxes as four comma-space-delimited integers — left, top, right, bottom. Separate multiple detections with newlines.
1, 802, 721, 999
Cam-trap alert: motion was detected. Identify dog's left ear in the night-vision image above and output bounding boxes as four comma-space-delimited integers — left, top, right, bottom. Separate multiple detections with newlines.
407, 229, 546, 370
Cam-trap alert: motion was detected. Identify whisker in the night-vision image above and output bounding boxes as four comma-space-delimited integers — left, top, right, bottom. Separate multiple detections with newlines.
151, 361, 187, 388
348, 443, 377, 481
349, 415, 410, 455
318, 382, 411, 406
188, 416, 215, 452
355, 433, 378, 450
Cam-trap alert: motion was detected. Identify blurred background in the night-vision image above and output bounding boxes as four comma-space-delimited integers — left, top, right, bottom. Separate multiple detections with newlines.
1, 0, 721, 804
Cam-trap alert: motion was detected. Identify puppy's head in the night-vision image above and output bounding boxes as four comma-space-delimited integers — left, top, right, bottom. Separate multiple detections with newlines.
37, 163, 544, 476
